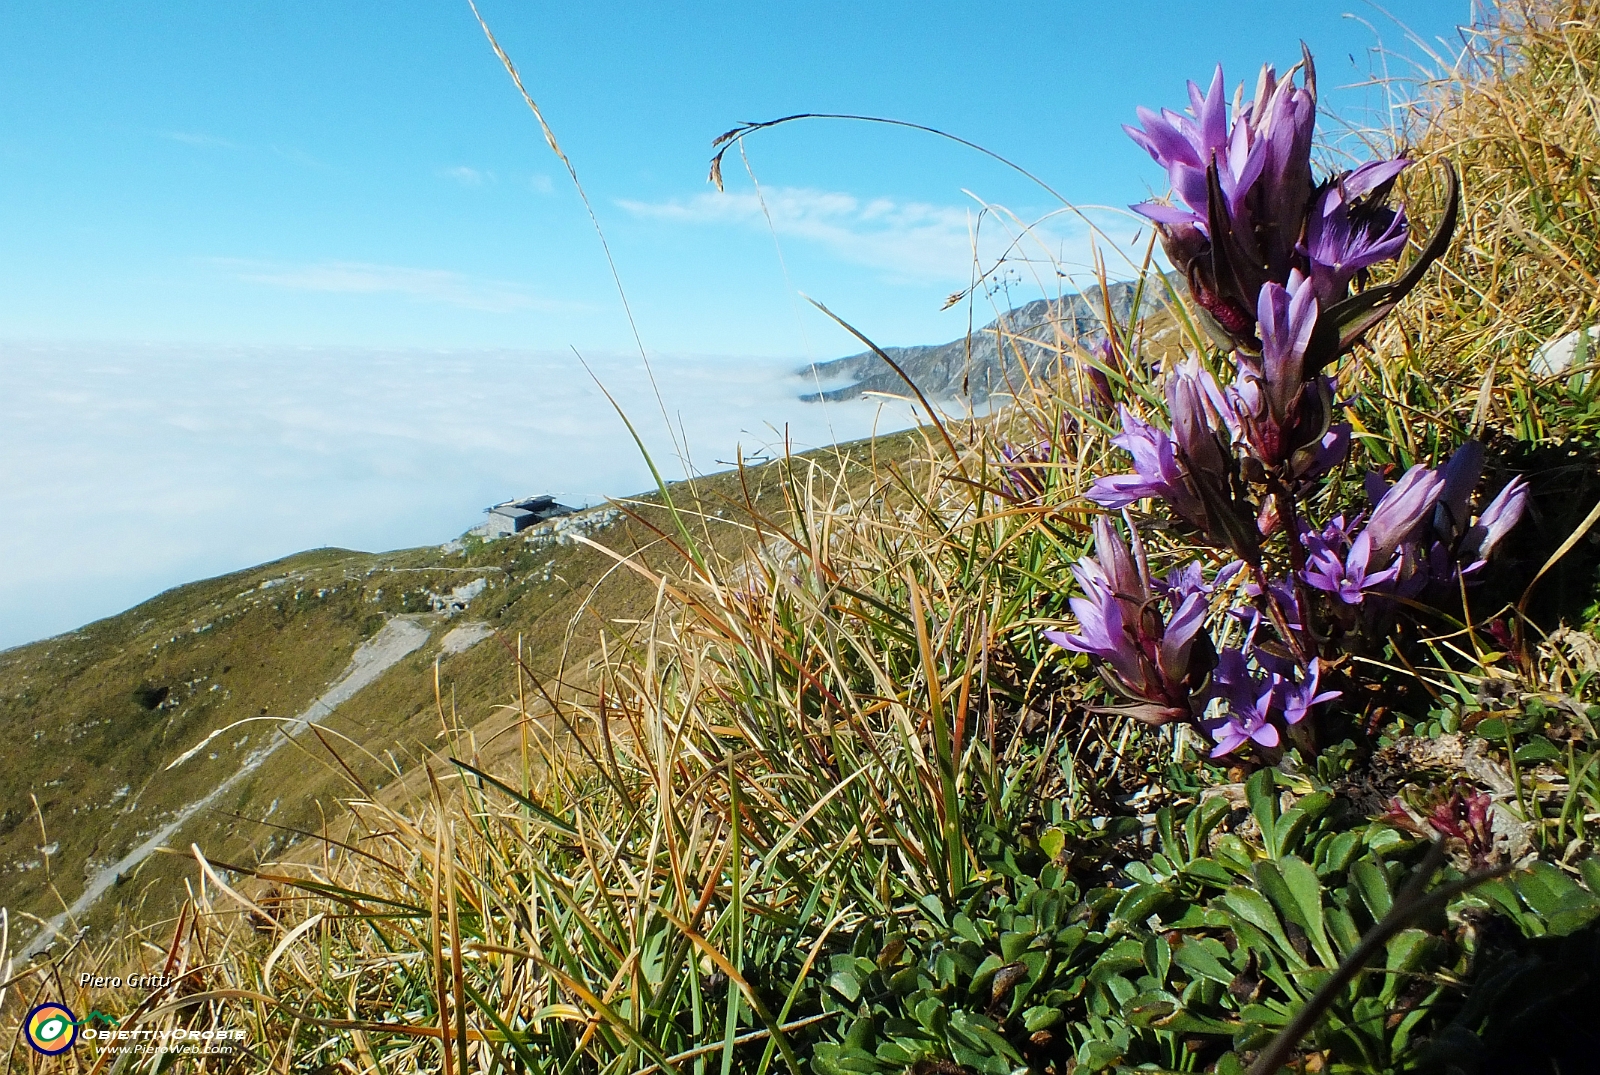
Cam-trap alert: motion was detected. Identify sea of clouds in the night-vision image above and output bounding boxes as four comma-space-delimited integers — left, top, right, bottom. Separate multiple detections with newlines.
0, 342, 924, 649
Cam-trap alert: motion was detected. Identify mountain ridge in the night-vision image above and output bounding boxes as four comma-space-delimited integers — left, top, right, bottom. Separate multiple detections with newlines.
801, 272, 1182, 403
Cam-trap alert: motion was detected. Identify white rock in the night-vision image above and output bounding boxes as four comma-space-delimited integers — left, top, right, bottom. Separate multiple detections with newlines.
1531, 325, 1600, 378
428, 576, 489, 614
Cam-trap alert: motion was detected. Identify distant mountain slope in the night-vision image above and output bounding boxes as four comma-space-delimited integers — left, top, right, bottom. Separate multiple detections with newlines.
801, 274, 1181, 403
0, 431, 920, 946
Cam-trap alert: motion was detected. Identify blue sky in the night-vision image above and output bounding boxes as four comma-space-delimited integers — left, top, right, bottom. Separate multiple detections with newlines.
1, 0, 1474, 355
0, 1, 1476, 647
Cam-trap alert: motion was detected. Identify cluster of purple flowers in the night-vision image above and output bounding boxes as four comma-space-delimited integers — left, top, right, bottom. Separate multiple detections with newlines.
1203, 647, 1339, 757
1301, 443, 1528, 607
1043, 53, 1528, 758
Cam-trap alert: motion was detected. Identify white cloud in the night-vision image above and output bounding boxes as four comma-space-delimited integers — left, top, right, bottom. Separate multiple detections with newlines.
619, 187, 974, 283
216, 259, 565, 313
0, 341, 920, 649
529, 173, 554, 195
617, 186, 1147, 286
441, 166, 493, 186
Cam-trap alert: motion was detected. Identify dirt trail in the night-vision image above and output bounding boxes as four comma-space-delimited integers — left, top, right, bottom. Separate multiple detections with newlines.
17, 617, 432, 957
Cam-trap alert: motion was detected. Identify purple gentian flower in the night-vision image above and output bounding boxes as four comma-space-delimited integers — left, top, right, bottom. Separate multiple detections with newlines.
1155, 559, 1245, 604
1298, 422, 1352, 481
1127, 60, 1314, 258
1229, 273, 1326, 464
1044, 516, 1214, 724
1167, 360, 1235, 471
1208, 644, 1259, 707
999, 442, 1050, 504
1231, 571, 1308, 635
1044, 574, 1143, 691
1087, 406, 1208, 527
1300, 465, 1444, 603
1083, 337, 1121, 413
1157, 561, 1208, 602
1202, 646, 1337, 756
1459, 476, 1530, 566
1391, 441, 1531, 586
1126, 50, 1454, 367
1300, 514, 1399, 605
1167, 360, 1263, 561
1360, 463, 1446, 569
1255, 272, 1319, 416
1245, 59, 1319, 283
1126, 55, 1317, 349
1204, 677, 1281, 757
1302, 546, 1367, 604
1281, 659, 1341, 725
1124, 65, 1234, 228
1303, 159, 1412, 306
1432, 440, 1485, 543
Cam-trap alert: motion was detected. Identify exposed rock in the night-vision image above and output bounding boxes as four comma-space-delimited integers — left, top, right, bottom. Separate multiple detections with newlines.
1530, 324, 1600, 379
1366, 732, 1520, 798
428, 577, 488, 615
801, 274, 1181, 404
526, 507, 623, 546
1200, 782, 1259, 847
1489, 800, 1535, 864
440, 621, 495, 656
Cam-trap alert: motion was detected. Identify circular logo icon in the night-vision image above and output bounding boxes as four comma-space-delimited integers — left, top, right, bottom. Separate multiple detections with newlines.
24, 1002, 78, 1055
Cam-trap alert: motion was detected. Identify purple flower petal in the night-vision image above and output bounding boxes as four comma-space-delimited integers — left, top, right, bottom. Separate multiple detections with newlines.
1158, 590, 1209, 682
1303, 158, 1412, 305
1342, 158, 1411, 199
1365, 463, 1445, 568
1131, 200, 1202, 226
1433, 441, 1485, 541
1460, 475, 1529, 565
1087, 473, 1165, 509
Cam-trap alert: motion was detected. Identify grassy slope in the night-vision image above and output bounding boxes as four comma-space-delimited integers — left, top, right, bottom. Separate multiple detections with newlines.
0, 429, 925, 942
